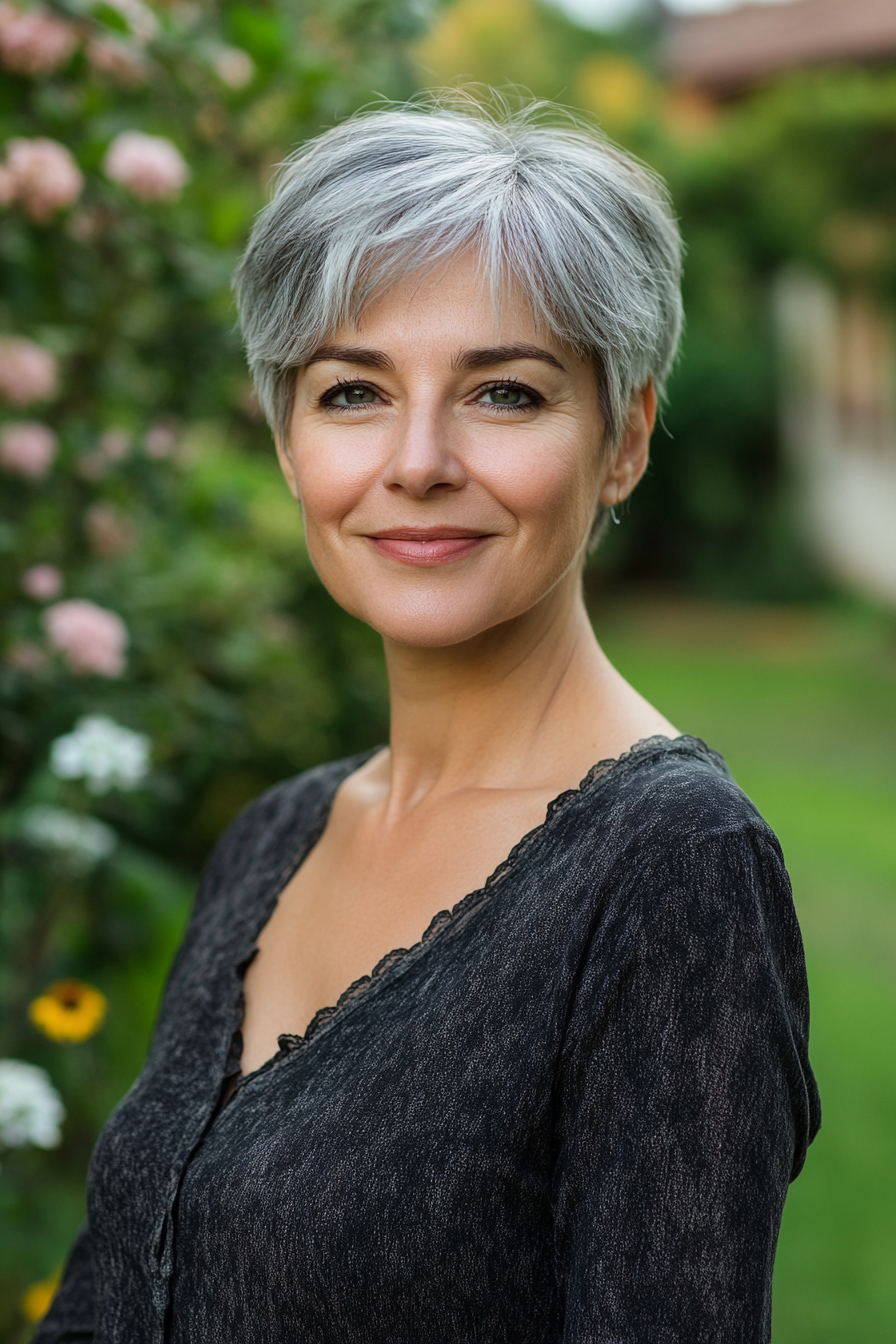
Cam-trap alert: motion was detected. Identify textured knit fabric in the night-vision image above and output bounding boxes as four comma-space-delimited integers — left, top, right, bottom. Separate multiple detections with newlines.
34, 734, 821, 1344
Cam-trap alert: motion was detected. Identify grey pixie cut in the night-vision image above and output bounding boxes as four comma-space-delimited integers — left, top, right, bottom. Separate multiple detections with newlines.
234, 96, 683, 447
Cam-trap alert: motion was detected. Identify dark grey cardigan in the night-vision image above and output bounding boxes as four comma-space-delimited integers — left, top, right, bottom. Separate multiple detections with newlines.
35, 735, 820, 1344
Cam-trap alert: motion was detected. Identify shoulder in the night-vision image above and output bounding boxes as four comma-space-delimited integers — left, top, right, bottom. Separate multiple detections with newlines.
603, 734, 763, 832
575, 733, 778, 858
559, 735, 794, 943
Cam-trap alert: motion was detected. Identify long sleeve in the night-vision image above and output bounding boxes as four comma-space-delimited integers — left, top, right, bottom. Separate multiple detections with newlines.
31, 1222, 95, 1343
552, 824, 821, 1343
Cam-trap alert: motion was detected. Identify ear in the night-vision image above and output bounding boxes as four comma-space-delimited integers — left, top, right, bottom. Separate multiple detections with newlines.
598, 381, 656, 508
274, 429, 301, 502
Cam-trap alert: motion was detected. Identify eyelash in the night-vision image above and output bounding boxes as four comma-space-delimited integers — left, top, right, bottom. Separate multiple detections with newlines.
319, 376, 544, 413
319, 376, 378, 413
476, 378, 543, 413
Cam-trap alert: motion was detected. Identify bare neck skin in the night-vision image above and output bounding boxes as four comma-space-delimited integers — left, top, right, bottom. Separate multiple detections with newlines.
376, 562, 671, 816
236, 560, 674, 1076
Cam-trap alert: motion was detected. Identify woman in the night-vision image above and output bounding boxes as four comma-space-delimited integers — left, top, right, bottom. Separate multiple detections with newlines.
37, 98, 820, 1344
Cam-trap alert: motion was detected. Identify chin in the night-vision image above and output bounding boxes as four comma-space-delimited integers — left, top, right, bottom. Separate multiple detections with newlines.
350, 588, 529, 649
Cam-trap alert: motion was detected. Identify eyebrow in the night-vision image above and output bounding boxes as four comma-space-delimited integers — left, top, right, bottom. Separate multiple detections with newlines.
454, 344, 566, 372
305, 344, 395, 370
303, 342, 566, 373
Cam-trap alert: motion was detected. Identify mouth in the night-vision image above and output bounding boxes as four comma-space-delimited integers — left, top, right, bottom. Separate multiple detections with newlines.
365, 527, 493, 567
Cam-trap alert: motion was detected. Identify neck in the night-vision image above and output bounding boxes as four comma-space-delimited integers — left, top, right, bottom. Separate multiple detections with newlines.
380, 566, 614, 808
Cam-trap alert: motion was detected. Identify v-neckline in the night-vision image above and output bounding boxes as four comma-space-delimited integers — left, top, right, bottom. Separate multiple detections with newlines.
223, 733, 705, 1100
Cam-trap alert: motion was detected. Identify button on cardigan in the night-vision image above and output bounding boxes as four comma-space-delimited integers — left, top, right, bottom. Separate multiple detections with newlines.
35, 735, 821, 1344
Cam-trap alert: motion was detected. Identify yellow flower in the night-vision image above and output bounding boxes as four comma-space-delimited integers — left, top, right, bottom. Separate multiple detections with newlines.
21, 1269, 60, 1323
29, 979, 107, 1043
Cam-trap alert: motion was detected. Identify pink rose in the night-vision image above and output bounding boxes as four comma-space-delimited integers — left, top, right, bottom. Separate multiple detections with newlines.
22, 563, 63, 600
4, 137, 83, 220
0, 337, 57, 404
0, 5, 78, 75
0, 421, 57, 477
43, 600, 128, 677
103, 131, 189, 203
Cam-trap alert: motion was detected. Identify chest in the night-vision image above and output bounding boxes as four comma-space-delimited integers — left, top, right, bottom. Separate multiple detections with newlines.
239, 786, 561, 1073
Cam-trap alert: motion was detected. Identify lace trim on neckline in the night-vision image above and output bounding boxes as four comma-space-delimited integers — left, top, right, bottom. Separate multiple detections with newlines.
235, 733, 716, 1079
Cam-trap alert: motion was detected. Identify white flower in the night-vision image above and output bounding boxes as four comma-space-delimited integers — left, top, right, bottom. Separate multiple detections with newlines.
0, 1059, 65, 1149
50, 715, 150, 794
20, 804, 116, 868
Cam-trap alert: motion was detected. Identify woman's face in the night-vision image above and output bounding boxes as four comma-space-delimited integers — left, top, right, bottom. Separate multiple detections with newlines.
279, 250, 652, 648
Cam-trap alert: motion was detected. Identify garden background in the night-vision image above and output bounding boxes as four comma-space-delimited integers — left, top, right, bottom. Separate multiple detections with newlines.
1, 1, 894, 1340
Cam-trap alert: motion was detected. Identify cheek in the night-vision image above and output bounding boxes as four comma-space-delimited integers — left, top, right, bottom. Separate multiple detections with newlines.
292, 434, 376, 528
479, 435, 600, 548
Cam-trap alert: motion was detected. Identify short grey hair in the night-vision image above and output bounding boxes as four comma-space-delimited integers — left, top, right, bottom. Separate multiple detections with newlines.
234, 94, 683, 457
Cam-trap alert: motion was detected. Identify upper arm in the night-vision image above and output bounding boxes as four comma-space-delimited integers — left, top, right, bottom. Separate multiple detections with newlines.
552, 826, 820, 1343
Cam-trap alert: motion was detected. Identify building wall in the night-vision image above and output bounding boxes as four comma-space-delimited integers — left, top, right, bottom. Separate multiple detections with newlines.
774, 268, 896, 606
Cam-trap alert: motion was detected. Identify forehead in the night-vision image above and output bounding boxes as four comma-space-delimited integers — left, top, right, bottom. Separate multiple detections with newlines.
330, 249, 564, 360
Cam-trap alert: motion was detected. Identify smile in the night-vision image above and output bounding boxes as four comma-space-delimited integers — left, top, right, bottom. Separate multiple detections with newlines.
366, 528, 493, 567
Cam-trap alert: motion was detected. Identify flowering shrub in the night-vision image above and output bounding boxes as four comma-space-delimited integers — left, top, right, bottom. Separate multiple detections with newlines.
0, 336, 57, 403
28, 980, 107, 1043
20, 1270, 61, 1326
43, 599, 128, 676
0, 1059, 65, 1149
21, 563, 62, 600
103, 130, 189, 202
2, 135, 83, 219
18, 804, 116, 868
0, 419, 56, 475
0, 4, 77, 77
0, 0, 420, 1329
50, 715, 150, 794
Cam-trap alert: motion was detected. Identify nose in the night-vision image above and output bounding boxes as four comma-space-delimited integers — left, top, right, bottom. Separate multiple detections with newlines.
381, 403, 467, 498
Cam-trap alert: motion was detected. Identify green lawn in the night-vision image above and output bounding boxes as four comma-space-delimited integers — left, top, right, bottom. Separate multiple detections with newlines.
596, 594, 896, 1343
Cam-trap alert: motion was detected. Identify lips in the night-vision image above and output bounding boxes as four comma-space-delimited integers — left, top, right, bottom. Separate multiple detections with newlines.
366, 528, 492, 567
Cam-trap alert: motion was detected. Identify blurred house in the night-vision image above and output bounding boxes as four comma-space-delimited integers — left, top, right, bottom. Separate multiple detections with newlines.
664, 0, 896, 606
664, 0, 896, 98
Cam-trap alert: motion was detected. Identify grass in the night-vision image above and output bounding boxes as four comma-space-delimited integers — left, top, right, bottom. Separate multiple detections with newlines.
595, 593, 896, 1343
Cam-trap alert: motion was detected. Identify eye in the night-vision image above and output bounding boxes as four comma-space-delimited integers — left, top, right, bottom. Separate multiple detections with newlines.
323, 381, 380, 408
476, 381, 542, 411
